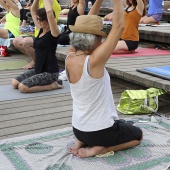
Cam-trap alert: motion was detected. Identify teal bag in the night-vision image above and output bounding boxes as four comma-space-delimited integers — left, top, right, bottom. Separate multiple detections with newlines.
116, 88, 166, 115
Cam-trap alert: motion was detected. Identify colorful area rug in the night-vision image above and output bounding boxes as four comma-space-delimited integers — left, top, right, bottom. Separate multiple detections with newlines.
0, 60, 28, 70
111, 48, 170, 58
0, 116, 170, 170
137, 65, 170, 81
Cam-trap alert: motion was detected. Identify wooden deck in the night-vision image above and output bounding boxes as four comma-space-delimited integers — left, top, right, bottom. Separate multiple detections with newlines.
162, 11, 170, 22
57, 46, 170, 92
0, 48, 170, 140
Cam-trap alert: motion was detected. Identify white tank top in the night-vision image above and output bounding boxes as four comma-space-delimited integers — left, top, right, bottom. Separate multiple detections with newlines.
66, 54, 119, 132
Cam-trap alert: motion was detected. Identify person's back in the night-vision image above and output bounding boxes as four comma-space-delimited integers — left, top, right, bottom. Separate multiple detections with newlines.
67, 53, 118, 132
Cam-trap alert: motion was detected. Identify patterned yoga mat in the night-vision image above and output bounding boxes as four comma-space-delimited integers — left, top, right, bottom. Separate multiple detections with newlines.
0, 116, 170, 170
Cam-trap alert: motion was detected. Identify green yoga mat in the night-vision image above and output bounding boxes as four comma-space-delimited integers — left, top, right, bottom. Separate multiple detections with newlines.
0, 60, 28, 70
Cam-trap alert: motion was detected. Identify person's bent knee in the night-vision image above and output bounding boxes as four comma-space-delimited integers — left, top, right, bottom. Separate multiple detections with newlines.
13, 37, 24, 47
22, 37, 33, 48
12, 78, 20, 89
18, 83, 29, 93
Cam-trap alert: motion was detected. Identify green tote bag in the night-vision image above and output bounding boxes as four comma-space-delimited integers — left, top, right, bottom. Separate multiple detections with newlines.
116, 88, 166, 115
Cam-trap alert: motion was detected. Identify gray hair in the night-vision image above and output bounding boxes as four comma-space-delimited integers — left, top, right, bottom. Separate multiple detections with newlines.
69, 32, 100, 51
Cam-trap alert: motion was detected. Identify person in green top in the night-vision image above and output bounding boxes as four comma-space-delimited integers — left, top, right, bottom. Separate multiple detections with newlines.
0, 0, 20, 38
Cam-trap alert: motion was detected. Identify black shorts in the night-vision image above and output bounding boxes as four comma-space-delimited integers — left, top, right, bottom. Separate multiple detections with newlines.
124, 40, 138, 51
73, 120, 142, 147
8, 30, 15, 38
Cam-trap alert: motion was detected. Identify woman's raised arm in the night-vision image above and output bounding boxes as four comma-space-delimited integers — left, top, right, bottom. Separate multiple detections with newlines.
77, 0, 85, 15
31, 0, 40, 30
90, 0, 124, 67
43, 0, 60, 37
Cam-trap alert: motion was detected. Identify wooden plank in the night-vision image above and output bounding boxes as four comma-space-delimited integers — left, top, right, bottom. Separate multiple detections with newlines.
0, 117, 72, 138
0, 123, 72, 140
0, 51, 170, 141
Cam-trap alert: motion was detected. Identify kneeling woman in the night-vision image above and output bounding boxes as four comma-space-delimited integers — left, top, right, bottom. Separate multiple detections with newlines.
66, 0, 143, 158
104, 0, 146, 54
12, 0, 62, 93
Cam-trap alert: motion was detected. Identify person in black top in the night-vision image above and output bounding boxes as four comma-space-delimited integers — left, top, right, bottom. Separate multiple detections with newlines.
20, 0, 34, 27
12, 0, 62, 93
58, 0, 85, 45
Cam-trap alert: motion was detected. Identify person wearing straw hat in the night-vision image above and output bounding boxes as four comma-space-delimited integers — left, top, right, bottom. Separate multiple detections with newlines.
66, 0, 143, 158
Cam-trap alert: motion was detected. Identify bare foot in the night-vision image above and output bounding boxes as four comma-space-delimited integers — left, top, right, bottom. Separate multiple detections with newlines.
77, 146, 107, 158
69, 139, 85, 156
23, 61, 35, 70
112, 50, 136, 54
51, 81, 63, 90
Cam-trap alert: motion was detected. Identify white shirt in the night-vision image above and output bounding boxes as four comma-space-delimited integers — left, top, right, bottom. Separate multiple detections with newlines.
66, 54, 119, 132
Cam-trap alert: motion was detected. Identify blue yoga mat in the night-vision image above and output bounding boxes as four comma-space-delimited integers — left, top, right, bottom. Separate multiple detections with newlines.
137, 66, 170, 80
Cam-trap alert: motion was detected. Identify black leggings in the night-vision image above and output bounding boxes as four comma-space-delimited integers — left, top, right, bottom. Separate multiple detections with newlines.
15, 69, 59, 88
20, 9, 30, 21
58, 31, 71, 45
73, 120, 142, 147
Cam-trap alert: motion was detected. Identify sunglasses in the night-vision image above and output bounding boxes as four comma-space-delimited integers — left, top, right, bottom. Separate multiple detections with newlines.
36, 17, 46, 22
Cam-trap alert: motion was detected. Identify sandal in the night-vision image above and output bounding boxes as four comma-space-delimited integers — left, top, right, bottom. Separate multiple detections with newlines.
96, 151, 114, 158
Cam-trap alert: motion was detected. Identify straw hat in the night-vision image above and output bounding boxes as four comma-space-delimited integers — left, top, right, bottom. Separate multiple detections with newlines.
69, 15, 107, 37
